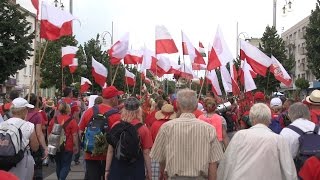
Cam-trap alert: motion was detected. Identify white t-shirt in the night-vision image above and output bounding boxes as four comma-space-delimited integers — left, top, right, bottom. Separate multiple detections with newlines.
4, 118, 34, 149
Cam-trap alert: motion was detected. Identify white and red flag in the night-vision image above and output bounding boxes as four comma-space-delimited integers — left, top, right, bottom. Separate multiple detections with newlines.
230, 61, 240, 95
179, 64, 195, 80
240, 39, 272, 76
220, 66, 232, 93
68, 58, 78, 73
62, 46, 78, 67
208, 26, 233, 70
31, 0, 39, 12
108, 33, 129, 65
124, 49, 143, 64
239, 59, 257, 86
199, 42, 206, 57
192, 63, 206, 70
167, 58, 181, 75
270, 56, 292, 87
40, 1, 76, 40
206, 70, 222, 96
141, 48, 158, 72
181, 31, 206, 64
154, 55, 171, 77
242, 60, 257, 92
125, 69, 136, 86
155, 25, 178, 54
80, 77, 92, 94
92, 57, 108, 87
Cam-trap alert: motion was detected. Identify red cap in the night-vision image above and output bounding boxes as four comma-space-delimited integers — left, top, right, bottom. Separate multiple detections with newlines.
0, 170, 19, 180
102, 86, 124, 99
254, 91, 265, 101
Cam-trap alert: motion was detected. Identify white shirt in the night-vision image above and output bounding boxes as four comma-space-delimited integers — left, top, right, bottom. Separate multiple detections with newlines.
0, 115, 4, 123
280, 118, 319, 158
217, 124, 297, 180
4, 118, 35, 149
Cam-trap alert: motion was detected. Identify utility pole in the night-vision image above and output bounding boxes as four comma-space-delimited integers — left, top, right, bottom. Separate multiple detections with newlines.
273, 0, 277, 28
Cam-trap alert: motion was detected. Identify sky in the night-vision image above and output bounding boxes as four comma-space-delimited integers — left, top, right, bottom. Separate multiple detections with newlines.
18, 0, 317, 59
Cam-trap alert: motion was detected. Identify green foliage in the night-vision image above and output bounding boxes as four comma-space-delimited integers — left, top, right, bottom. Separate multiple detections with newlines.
295, 78, 310, 90
305, 0, 320, 80
0, 1, 35, 83
256, 26, 295, 94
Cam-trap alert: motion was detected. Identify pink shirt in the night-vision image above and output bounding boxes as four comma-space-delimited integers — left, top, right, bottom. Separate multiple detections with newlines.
198, 114, 223, 141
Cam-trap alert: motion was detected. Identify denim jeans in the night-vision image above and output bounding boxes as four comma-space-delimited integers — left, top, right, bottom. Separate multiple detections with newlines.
55, 151, 73, 180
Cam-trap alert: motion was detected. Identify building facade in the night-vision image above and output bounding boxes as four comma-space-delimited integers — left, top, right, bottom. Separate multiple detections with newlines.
281, 15, 319, 89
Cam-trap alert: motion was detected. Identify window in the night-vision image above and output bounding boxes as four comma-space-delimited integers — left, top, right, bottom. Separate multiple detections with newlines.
29, 65, 32, 76
298, 74, 301, 78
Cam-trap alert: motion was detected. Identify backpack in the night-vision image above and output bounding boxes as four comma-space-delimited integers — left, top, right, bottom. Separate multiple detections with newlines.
287, 125, 320, 171
220, 112, 235, 132
0, 120, 25, 171
269, 116, 282, 134
106, 121, 143, 163
83, 105, 119, 155
53, 116, 73, 152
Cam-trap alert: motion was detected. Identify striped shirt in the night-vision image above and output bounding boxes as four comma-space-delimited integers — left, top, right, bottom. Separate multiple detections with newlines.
150, 113, 223, 178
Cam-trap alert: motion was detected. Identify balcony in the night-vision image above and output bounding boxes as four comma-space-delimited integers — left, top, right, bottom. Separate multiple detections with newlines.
4, 78, 17, 87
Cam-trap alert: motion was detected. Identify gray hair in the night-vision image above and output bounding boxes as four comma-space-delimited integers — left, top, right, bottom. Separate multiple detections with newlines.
249, 103, 271, 125
288, 102, 310, 121
10, 107, 28, 119
177, 89, 197, 112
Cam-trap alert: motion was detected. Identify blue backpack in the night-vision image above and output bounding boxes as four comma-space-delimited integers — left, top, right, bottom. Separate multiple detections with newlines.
269, 116, 282, 134
83, 105, 119, 155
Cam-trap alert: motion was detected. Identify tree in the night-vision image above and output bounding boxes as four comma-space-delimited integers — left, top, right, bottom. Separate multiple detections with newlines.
305, 0, 320, 79
0, 1, 35, 83
295, 78, 310, 90
255, 26, 295, 93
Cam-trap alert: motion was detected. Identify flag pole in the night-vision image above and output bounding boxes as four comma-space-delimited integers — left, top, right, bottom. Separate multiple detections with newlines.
61, 65, 64, 94
132, 65, 139, 95
111, 64, 120, 86
198, 70, 207, 100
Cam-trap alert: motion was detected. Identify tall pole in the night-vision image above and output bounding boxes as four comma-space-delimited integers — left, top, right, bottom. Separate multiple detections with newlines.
69, 0, 73, 14
273, 0, 277, 28
236, 22, 239, 59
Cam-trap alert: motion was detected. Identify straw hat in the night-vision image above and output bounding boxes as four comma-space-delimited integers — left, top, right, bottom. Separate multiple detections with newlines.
155, 104, 176, 120
306, 90, 320, 105
46, 99, 55, 108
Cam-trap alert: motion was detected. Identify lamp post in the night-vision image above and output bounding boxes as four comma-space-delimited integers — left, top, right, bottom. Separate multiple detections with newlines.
273, 0, 294, 28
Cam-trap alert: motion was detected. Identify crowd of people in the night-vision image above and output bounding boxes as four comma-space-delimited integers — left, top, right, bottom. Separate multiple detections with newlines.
0, 86, 319, 180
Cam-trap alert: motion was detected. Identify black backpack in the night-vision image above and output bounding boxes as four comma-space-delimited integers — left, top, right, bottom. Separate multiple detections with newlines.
287, 125, 320, 171
107, 121, 143, 163
220, 112, 235, 132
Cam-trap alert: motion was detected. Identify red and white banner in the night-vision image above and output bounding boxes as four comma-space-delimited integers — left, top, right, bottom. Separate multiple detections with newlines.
220, 65, 232, 93
92, 57, 108, 87
124, 49, 143, 64
68, 58, 78, 73
240, 39, 272, 76
125, 69, 136, 86
206, 70, 222, 96
270, 56, 292, 87
62, 46, 78, 67
155, 25, 178, 54
154, 55, 171, 77
208, 26, 233, 70
181, 31, 205, 64
80, 77, 92, 94
40, 1, 76, 40
179, 64, 195, 80
242, 60, 257, 92
108, 33, 129, 65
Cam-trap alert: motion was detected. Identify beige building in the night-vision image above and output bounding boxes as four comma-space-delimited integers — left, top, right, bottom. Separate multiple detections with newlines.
281, 15, 318, 89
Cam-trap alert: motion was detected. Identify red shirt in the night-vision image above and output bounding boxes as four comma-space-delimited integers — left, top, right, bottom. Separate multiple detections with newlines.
48, 114, 78, 152
193, 109, 203, 118
145, 110, 157, 128
310, 109, 320, 125
299, 155, 320, 180
79, 104, 121, 160
150, 119, 169, 142
112, 119, 153, 150
0, 103, 12, 116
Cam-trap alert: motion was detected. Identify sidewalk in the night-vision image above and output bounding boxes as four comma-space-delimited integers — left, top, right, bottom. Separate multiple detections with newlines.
44, 160, 85, 180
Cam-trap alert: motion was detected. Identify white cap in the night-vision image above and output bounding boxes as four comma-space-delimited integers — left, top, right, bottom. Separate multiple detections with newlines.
270, 97, 282, 107
12, 98, 34, 109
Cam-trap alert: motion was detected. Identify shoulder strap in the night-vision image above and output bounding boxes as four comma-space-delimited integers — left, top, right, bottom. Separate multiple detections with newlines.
287, 125, 304, 136
103, 108, 119, 118
314, 125, 320, 134
27, 112, 38, 122
134, 123, 143, 130
62, 117, 73, 128
92, 105, 99, 116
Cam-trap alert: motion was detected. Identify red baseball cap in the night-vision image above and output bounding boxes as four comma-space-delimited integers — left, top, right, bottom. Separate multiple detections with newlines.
254, 91, 265, 101
102, 86, 124, 99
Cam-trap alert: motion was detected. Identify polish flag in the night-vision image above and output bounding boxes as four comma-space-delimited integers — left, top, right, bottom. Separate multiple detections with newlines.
206, 70, 222, 96
68, 58, 78, 74
242, 60, 257, 92
108, 33, 129, 65
199, 42, 206, 57
239, 59, 257, 86
230, 61, 240, 95
80, 77, 92, 94
192, 63, 207, 70
154, 55, 171, 77
125, 69, 136, 86
124, 49, 143, 64
240, 39, 272, 76
220, 66, 232, 93
141, 70, 151, 84
141, 48, 158, 72
31, 0, 39, 11
40, 2, 76, 40
179, 64, 195, 80
270, 56, 292, 87
92, 57, 108, 87
208, 26, 233, 70
155, 25, 178, 54
181, 31, 206, 64
167, 58, 181, 75
62, 46, 78, 67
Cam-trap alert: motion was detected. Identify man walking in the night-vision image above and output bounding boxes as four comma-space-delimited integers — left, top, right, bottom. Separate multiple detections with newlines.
151, 89, 223, 180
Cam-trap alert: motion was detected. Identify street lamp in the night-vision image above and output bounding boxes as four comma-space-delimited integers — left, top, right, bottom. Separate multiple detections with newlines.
273, 0, 294, 27
101, 31, 113, 47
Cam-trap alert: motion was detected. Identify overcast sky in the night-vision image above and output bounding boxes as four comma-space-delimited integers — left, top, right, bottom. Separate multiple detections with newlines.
18, 0, 316, 58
